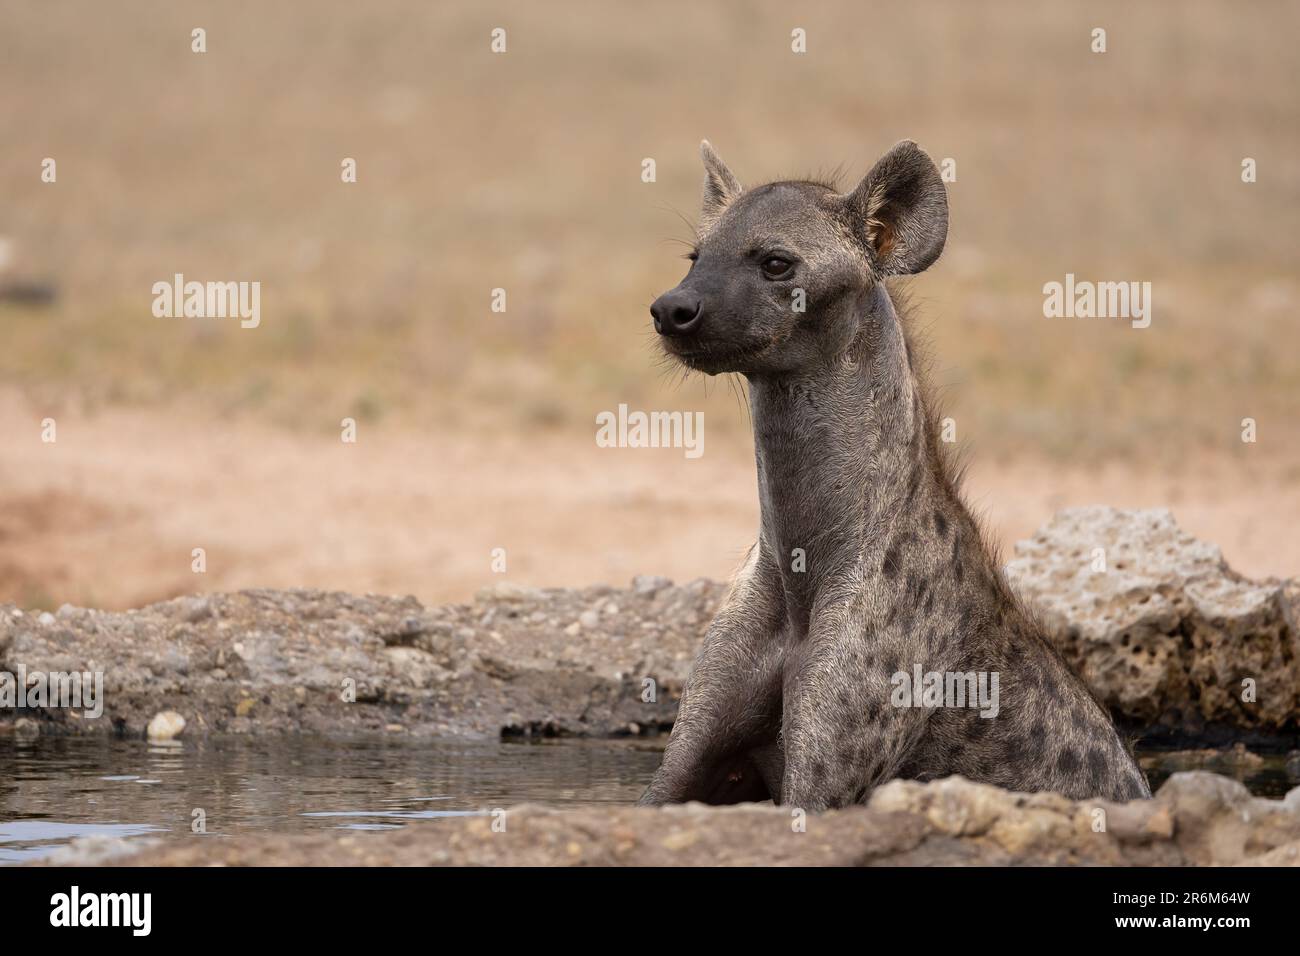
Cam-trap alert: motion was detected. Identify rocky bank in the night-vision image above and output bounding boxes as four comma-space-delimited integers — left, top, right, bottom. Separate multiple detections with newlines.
1005, 507, 1300, 742
44, 771, 1300, 867
1, 507, 1297, 742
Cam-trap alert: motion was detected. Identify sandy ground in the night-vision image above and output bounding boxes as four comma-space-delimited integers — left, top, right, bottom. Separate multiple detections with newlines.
1, 388, 1294, 612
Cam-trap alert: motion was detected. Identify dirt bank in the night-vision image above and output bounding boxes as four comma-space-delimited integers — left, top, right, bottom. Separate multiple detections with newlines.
2, 508, 1296, 743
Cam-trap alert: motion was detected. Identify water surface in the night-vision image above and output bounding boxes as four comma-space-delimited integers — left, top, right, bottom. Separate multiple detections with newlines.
1, 736, 1292, 864
0, 735, 663, 864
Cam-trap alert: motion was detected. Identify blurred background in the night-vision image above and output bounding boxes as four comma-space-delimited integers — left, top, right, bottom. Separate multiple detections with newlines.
1, 0, 1296, 610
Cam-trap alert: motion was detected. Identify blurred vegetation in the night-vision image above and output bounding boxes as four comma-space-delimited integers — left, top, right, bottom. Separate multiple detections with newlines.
2, 0, 1297, 460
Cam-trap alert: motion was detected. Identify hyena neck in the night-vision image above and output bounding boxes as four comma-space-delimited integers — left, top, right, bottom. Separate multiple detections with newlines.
747, 283, 989, 635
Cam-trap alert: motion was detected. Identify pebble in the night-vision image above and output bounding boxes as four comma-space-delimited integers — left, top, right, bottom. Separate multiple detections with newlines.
146, 710, 186, 741
631, 575, 672, 595
660, 830, 699, 850
182, 596, 213, 623
1285, 751, 1300, 780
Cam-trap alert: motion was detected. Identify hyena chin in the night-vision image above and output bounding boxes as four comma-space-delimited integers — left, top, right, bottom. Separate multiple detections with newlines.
640, 140, 1150, 810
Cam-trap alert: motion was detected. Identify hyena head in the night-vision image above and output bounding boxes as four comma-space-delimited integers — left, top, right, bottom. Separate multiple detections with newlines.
652, 140, 949, 375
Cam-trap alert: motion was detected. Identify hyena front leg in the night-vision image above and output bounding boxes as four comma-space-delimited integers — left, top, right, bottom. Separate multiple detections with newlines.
639, 545, 785, 806
778, 608, 935, 811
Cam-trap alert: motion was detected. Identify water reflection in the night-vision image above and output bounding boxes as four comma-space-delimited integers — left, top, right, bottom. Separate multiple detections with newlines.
0, 735, 665, 864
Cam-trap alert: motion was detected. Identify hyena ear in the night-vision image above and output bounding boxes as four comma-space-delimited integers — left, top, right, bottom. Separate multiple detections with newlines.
700, 139, 742, 227
845, 140, 948, 276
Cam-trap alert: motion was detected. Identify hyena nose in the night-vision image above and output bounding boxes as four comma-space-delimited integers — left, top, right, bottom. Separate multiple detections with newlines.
651, 290, 703, 337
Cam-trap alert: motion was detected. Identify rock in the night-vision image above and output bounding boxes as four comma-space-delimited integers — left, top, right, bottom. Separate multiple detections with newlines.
180, 596, 213, 623
51, 773, 1300, 868
146, 711, 186, 741
44, 835, 160, 866
632, 575, 673, 596
1005, 507, 1299, 735
1141, 743, 1266, 782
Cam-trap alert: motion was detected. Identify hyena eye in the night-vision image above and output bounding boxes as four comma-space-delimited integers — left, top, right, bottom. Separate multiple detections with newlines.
760, 257, 794, 280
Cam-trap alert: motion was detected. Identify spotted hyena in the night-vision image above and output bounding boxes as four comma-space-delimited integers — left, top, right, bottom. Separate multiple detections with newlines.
639, 140, 1150, 809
